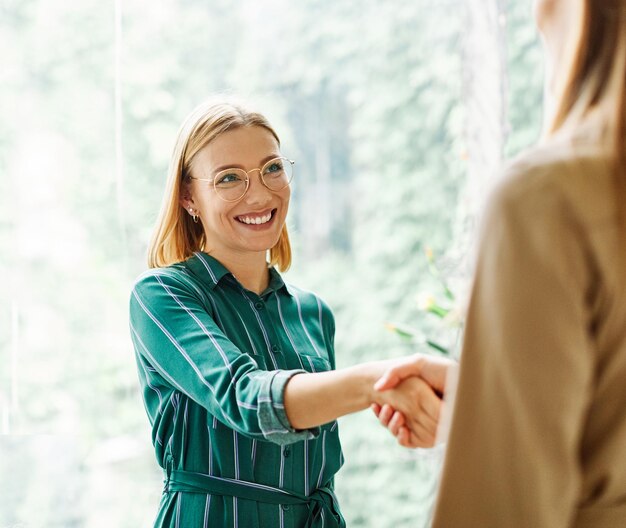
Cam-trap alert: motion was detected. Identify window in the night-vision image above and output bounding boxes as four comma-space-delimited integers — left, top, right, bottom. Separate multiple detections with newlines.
0, 1, 542, 525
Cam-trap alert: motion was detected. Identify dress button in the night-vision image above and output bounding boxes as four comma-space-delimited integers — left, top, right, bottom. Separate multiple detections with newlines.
271, 344, 281, 353
281, 504, 290, 511
283, 447, 291, 458
255, 301, 264, 310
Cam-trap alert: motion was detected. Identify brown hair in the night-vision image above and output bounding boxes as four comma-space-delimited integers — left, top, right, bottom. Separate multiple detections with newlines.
547, 0, 626, 220
147, 98, 292, 270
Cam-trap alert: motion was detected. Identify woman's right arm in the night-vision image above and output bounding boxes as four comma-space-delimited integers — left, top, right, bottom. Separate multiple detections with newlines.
130, 270, 444, 447
283, 362, 444, 448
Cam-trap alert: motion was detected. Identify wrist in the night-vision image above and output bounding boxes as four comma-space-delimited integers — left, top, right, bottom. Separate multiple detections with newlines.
352, 360, 394, 407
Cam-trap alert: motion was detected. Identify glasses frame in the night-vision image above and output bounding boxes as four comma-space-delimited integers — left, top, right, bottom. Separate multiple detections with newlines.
189, 156, 295, 202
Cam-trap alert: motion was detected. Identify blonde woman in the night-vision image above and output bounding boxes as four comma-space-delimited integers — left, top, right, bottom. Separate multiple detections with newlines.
376, 0, 626, 526
129, 99, 450, 527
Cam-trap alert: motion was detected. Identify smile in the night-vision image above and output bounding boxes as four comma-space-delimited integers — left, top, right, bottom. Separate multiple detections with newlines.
235, 209, 276, 225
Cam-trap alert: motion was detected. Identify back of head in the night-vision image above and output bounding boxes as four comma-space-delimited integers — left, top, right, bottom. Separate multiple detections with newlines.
548, 0, 626, 271
548, 0, 626, 174
146, 97, 292, 270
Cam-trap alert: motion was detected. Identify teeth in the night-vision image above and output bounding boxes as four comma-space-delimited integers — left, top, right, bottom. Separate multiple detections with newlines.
238, 213, 272, 225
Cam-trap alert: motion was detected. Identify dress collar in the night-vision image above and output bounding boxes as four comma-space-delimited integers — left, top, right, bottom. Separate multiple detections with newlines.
183, 251, 293, 297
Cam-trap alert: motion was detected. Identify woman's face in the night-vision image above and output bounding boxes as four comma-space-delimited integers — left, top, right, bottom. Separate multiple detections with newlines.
181, 125, 290, 260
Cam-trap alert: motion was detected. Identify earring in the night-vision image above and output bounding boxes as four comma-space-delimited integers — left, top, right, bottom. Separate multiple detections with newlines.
188, 208, 199, 223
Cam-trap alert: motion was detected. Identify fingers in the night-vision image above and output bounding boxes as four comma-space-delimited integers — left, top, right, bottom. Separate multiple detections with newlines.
396, 426, 411, 447
377, 404, 395, 427
417, 382, 442, 423
372, 403, 408, 438
372, 405, 435, 449
387, 410, 406, 436
410, 418, 437, 448
397, 426, 434, 449
371, 365, 449, 449
406, 379, 441, 441
379, 377, 441, 445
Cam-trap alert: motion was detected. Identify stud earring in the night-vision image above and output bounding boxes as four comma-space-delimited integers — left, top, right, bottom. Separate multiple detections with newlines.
188, 208, 199, 223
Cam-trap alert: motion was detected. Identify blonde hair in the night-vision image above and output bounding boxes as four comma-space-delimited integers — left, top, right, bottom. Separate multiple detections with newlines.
547, 0, 626, 212
147, 98, 292, 270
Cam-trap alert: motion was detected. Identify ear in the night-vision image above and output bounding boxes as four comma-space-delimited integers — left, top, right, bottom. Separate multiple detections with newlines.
179, 180, 196, 211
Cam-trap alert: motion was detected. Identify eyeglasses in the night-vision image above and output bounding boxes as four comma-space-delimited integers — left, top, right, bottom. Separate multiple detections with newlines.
189, 156, 295, 202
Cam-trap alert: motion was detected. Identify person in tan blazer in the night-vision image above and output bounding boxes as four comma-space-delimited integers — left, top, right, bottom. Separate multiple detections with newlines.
374, 0, 626, 526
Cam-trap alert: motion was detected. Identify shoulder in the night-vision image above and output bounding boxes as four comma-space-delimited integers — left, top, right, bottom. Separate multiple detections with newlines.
131, 263, 205, 302
490, 139, 614, 227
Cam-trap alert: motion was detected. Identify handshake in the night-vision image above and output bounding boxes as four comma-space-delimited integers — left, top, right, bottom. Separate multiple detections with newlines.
369, 354, 457, 449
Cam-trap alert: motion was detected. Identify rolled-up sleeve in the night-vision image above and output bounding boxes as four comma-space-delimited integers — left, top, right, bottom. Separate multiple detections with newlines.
129, 270, 319, 445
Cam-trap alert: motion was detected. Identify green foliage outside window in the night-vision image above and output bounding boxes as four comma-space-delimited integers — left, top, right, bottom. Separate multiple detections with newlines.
0, 0, 541, 526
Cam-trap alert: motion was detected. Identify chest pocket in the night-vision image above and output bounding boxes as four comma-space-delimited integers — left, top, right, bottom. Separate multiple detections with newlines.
298, 354, 331, 373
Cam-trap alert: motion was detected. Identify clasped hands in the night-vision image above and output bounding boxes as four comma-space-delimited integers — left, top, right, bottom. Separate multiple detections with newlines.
369, 353, 456, 449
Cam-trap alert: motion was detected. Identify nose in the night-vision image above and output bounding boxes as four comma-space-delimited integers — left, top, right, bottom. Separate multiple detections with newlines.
244, 170, 272, 205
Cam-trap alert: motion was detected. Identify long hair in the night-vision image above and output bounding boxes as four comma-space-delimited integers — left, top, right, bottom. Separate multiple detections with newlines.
147, 98, 292, 270
547, 0, 626, 221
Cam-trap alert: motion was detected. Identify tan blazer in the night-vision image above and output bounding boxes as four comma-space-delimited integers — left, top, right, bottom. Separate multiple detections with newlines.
432, 137, 626, 528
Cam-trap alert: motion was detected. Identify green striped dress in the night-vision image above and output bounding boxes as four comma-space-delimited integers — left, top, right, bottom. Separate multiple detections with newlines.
129, 252, 345, 527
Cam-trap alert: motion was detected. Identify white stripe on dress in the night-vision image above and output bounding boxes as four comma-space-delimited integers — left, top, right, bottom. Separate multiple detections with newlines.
130, 320, 262, 437
280, 446, 286, 528
205, 293, 226, 331
316, 297, 323, 337
239, 290, 279, 369
293, 292, 322, 357
317, 430, 327, 488
195, 252, 219, 284
275, 296, 306, 369
304, 438, 310, 496
234, 430, 240, 528
175, 492, 181, 528
203, 493, 211, 528
207, 426, 213, 475
131, 293, 218, 391
155, 275, 235, 375
136, 352, 164, 413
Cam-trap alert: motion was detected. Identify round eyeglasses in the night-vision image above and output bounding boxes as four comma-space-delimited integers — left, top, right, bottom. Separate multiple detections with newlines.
189, 157, 295, 202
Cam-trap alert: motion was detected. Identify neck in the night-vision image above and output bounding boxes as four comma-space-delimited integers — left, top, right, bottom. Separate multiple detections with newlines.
209, 249, 270, 295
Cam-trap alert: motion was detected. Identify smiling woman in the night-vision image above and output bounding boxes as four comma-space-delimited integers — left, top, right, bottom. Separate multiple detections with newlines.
180, 126, 291, 284
129, 97, 452, 527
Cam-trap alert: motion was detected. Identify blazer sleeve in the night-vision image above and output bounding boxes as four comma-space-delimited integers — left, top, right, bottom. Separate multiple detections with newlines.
432, 170, 595, 528
129, 270, 318, 445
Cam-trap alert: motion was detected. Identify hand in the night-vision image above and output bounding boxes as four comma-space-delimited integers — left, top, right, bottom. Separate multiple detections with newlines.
375, 353, 456, 395
372, 375, 442, 448
371, 402, 417, 448
372, 354, 456, 447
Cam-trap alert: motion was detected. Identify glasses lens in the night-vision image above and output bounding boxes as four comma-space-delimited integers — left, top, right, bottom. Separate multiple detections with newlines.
261, 158, 293, 191
214, 169, 248, 201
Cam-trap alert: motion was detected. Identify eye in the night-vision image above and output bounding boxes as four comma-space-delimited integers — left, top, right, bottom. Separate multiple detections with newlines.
264, 160, 284, 175
216, 172, 243, 185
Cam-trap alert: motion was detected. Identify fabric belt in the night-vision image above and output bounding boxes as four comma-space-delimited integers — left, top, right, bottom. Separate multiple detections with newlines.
164, 468, 346, 528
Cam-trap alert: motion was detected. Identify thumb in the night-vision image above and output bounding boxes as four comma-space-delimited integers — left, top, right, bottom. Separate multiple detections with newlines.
374, 372, 401, 391
374, 359, 424, 391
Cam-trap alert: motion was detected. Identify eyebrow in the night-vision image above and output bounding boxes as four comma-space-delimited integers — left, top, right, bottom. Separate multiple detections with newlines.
212, 154, 281, 174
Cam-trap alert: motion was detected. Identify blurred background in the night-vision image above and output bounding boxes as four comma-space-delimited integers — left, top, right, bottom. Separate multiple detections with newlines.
0, 0, 543, 526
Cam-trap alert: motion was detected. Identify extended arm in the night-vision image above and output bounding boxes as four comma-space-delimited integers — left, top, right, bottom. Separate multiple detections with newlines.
284, 360, 443, 447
